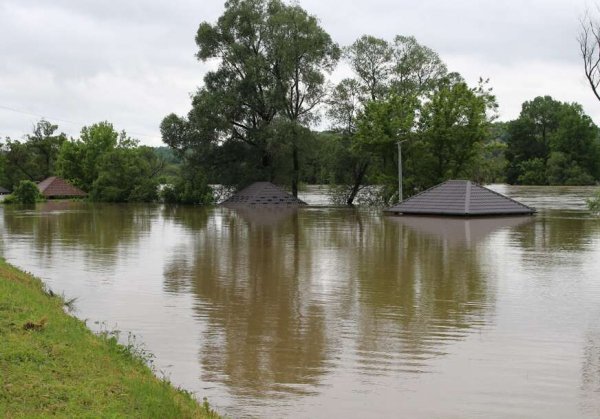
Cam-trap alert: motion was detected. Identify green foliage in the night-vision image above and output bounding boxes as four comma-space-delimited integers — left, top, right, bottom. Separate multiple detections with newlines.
344, 35, 393, 100
469, 123, 508, 184
163, 0, 339, 196
546, 152, 595, 185
416, 79, 491, 184
90, 146, 161, 203
587, 190, 600, 212
517, 158, 547, 185
506, 96, 600, 185
56, 123, 165, 203
56, 121, 121, 192
0, 148, 7, 189
0, 120, 66, 188
349, 77, 495, 204
160, 167, 214, 205
1, 194, 17, 204
325, 34, 492, 205
11, 180, 42, 204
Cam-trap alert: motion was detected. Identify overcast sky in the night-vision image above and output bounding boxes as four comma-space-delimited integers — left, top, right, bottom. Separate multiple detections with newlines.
0, 0, 597, 146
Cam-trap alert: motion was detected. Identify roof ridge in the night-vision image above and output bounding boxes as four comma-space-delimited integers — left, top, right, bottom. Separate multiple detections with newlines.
470, 182, 535, 211
385, 179, 535, 216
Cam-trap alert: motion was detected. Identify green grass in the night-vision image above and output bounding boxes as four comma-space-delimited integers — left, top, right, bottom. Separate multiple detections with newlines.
0, 258, 220, 418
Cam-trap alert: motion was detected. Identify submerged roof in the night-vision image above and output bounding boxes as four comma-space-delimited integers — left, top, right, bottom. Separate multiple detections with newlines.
37, 177, 86, 198
385, 180, 535, 216
221, 182, 307, 207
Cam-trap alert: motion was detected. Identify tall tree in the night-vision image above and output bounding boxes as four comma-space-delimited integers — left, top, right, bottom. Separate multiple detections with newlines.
417, 78, 493, 185
391, 35, 448, 96
57, 121, 121, 191
345, 35, 392, 101
163, 0, 339, 196
266, 0, 340, 195
327, 34, 466, 205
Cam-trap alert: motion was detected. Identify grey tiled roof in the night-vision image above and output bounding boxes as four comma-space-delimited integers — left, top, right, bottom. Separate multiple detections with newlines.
221, 182, 307, 207
385, 180, 535, 216
0, 186, 9, 194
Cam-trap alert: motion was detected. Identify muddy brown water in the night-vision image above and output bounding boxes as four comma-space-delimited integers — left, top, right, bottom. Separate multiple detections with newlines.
1, 185, 600, 418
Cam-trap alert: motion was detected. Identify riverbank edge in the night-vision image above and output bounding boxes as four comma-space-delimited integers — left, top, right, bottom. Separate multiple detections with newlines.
0, 258, 220, 418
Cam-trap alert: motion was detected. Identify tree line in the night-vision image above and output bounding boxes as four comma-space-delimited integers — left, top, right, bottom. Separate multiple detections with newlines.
2, 0, 600, 205
0, 120, 186, 203
160, 0, 600, 205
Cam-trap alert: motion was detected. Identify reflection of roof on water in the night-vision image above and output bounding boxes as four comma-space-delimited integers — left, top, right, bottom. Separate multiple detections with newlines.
221, 181, 307, 207
387, 215, 534, 246
226, 206, 299, 227
385, 180, 535, 216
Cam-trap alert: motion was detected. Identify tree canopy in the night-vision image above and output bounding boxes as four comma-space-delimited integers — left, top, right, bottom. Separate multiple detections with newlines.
162, 0, 339, 197
505, 96, 600, 185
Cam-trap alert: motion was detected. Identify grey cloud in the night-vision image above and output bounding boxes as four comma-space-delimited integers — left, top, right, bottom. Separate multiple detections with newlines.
1, 0, 598, 145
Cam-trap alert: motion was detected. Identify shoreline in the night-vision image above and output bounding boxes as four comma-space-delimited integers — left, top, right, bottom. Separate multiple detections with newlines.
0, 258, 220, 418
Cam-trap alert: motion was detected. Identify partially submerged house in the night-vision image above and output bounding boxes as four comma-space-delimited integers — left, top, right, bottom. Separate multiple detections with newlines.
37, 176, 87, 199
385, 180, 535, 216
221, 182, 307, 207
0, 186, 9, 196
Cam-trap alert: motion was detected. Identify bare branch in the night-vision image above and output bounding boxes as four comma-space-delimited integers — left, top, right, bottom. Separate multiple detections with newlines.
579, 10, 600, 102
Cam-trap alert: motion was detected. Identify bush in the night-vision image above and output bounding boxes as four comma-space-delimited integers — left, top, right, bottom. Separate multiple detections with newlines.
12, 180, 42, 204
1, 194, 17, 204
517, 158, 547, 185
160, 170, 213, 205
587, 190, 600, 213
546, 152, 596, 185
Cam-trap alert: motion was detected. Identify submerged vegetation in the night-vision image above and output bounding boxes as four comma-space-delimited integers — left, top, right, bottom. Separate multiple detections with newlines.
587, 190, 600, 212
3, 179, 43, 204
0, 258, 219, 418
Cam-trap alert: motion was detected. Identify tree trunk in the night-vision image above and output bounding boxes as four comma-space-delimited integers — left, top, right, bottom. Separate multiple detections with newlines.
346, 161, 369, 206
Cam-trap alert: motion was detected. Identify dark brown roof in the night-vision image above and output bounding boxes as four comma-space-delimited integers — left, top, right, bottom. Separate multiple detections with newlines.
0, 186, 9, 194
37, 176, 87, 198
385, 180, 535, 216
221, 182, 307, 207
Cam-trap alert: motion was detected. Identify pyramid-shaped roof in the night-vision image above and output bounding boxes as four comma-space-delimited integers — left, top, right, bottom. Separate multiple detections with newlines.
221, 182, 307, 207
37, 176, 87, 198
385, 180, 535, 216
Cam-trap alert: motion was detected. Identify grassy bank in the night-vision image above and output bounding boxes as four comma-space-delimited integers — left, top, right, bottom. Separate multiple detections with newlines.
0, 258, 219, 418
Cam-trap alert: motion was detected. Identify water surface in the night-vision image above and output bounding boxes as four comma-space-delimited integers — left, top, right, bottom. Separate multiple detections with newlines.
1, 185, 600, 418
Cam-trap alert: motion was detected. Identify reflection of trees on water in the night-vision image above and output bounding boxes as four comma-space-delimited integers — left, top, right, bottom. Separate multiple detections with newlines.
510, 213, 600, 254
163, 208, 516, 397
2, 202, 155, 267
163, 207, 330, 398
323, 214, 504, 369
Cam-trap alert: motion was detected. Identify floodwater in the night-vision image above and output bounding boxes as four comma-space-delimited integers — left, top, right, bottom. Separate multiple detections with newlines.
1, 185, 600, 418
